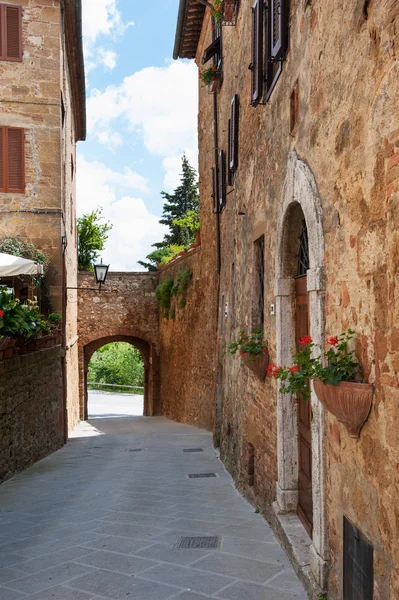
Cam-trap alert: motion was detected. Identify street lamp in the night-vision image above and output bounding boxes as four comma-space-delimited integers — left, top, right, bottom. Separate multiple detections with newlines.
93, 259, 110, 289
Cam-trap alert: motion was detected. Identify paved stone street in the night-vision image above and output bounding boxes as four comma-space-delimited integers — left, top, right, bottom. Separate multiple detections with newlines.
0, 416, 308, 599
88, 390, 144, 419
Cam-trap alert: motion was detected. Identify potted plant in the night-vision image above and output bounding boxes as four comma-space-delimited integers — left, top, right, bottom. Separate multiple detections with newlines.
228, 327, 269, 381
212, 0, 236, 24
267, 330, 374, 438
200, 66, 221, 93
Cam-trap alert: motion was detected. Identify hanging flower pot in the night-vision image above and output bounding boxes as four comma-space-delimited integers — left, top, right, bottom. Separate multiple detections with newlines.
241, 351, 269, 382
0, 337, 15, 360
314, 379, 374, 439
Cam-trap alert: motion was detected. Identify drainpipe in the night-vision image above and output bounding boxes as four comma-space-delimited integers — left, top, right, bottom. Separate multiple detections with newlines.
213, 91, 221, 274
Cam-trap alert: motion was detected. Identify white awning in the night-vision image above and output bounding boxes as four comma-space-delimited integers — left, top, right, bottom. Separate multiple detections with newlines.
0, 253, 44, 277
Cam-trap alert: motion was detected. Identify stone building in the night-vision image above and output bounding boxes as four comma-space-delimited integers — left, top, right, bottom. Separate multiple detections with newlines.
173, 0, 399, 598
0, 0, 85, 432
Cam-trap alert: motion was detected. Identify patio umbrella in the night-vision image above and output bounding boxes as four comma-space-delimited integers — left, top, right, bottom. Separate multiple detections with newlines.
0, 252, 44, 277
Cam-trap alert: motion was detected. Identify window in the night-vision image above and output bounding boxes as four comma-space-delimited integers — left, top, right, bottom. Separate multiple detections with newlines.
212, 165, 218, 213
290, 80, 299, 135
228, 94, 239, 184
0, 4, 22, 62
264, 0, 289, 101
250, 0, 263, 106
253, 236, 265, 328
219, 149, 227, 211
0, 126, 25, 193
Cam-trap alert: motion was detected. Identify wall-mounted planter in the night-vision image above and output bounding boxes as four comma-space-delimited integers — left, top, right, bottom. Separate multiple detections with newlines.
0, 337, 16, 361
314, 379, 374, 439
223, 0, 236, 23
241, 352, 269, 382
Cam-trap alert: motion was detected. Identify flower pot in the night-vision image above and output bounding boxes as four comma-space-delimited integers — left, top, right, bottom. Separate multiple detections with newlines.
0, 337, 15, 360
314, 379, 374, 439
241, 352, 269, 382
196, 229, 201, 245
209, 73, 222, 93
223, 0, 235, 22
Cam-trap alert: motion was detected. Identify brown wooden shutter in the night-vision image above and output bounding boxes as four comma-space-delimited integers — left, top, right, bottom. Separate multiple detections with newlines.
227, 118, 233, 186
0, 6, 4, 60
219, 150, 226, 211
0, 127, 4, 191
230, 94, 239, 172
271, 0, 288, 61
5, 4, 22, 62
250, 0, 263, 106
7, 127, 24, 192
212, 166, 218, 213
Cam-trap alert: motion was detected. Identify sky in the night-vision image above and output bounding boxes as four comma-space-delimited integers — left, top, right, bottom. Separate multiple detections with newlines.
77, 0, 199, 271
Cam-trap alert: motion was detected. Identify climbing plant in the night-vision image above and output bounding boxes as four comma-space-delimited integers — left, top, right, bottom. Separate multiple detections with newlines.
156, 269, 193, 318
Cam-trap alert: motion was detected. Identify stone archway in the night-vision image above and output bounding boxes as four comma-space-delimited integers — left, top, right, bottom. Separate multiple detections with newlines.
274, 151, 328, 589
80, 334, 160, 420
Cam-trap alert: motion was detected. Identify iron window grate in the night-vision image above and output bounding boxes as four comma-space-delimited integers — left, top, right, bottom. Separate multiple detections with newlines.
183, 448, 204, 453
175, 536, 221, 550
188, 473, 217, 478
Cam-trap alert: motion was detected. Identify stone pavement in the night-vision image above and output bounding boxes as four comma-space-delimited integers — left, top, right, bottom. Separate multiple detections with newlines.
88, 390, 144, 419
0, 416, 308, 600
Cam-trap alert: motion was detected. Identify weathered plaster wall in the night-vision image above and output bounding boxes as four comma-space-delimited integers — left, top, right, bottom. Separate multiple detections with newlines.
158, 243, 218, 432
194, 0, 399, 597
0, 347, 63, 483
77, 272, 160, 419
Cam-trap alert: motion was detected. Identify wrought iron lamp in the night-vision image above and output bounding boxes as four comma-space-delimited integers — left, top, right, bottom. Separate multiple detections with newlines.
93, 259, 109, 289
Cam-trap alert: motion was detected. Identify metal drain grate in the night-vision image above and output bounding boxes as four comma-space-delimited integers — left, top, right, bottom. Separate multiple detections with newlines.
183, 448, 203, 453
188, 473, 217, 478
125, 449, 143, 452
175, 536, 221, 550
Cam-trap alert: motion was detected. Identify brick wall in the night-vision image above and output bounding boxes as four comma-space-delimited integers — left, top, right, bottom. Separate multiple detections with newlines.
0, 347, 63, 483
188, 0, 399, 597
159, 243, 218, 431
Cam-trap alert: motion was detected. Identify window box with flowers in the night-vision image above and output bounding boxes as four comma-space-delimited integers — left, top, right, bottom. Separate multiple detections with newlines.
212, 0, 238, 26
227, 327, 269, 381
200, 66, 222, 93
267, 331, 374, 438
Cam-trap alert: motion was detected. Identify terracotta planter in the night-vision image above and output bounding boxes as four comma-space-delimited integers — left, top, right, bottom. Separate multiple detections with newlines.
209, 73, 222, 93
314, 379, 374, 439
196, 229, 201, 245
0, 337, 16, 360
223, 0, 235, 22
241, 352, 269, 382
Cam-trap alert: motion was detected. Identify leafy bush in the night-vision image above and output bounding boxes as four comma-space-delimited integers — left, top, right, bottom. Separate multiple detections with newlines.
0, 238, 49, 267
0, 287, 59, 340
156, 270, 192, 318
156, 276, 175, 318
88, 343, 144, 390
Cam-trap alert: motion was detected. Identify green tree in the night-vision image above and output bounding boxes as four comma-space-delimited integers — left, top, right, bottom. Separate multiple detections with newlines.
88, 343, 144, 391
77, 208, 112, 271
138, 155, 200, 271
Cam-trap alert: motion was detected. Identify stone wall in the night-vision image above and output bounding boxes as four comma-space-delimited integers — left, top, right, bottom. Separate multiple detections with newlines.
77, 272, 160, 418
189, 0, 399, 598
158, 243, 218, 432
0, 347, 63, 483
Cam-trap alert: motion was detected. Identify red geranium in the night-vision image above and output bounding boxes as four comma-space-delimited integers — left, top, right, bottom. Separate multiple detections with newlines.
0, 310, 4, 318
326, 336, 339, 346
300, 335, 312, 346
289, 365, 299, 374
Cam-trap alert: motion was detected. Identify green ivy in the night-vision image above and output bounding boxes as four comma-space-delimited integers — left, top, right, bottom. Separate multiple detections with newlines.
156, 269, 192, 319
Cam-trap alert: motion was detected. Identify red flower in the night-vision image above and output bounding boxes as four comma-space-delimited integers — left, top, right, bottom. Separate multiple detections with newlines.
267, 363, 275, 376
262, 348, 268, 355
326, 336, 339, 346
212, 25, 215, 31
231, 324, 236, 330
0, 310, 4, 318
238, 349, 244, 356
289, 365, 299, 374
272, 367, 281, 378
300, 335, 312, 345
267, 363, 281, 378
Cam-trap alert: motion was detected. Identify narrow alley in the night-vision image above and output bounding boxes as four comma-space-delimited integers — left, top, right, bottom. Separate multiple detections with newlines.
0, 416, 307, 600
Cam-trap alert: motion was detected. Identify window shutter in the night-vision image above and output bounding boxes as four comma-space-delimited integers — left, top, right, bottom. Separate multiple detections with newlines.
0, 128, 3, 191
230, 94, 239, 172
271, 0, 288, 61
7, 127, 24, 192
212, 166, 218, 214
5, 4, 22, 61
219, 150, 226, 210
227, 118, 233, 186
0, 6, 3, 60
250, 0, 263, 106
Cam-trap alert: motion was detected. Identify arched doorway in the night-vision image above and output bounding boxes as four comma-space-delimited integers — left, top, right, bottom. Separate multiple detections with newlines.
79, 334, 160, 422
274, 152, 328, 588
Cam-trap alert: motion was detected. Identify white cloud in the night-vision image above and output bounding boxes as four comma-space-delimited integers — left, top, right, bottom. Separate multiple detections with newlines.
82, 0, 134, 73
77, 156, 166, 271
86, 60, 199, 183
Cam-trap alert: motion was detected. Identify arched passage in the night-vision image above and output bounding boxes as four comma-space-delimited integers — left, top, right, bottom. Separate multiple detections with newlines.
274, 151, 328, 589
78, 332, 160, 422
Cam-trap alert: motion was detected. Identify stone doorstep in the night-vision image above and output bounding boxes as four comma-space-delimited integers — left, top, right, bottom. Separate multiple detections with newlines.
270, 502, 326, 600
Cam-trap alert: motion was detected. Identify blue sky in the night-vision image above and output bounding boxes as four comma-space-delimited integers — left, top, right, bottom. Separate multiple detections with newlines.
77, 0, 198, 271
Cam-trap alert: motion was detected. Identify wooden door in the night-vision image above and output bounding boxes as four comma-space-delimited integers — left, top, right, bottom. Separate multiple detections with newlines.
295, 276, 313, 537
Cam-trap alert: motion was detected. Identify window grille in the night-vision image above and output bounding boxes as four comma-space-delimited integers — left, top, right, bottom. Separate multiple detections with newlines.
297, 220, 309, 277
253, 236, 265, 328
